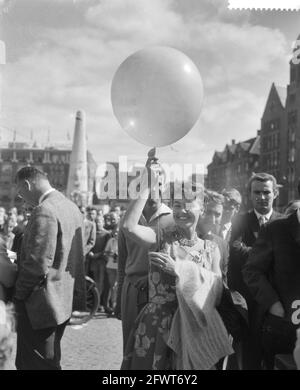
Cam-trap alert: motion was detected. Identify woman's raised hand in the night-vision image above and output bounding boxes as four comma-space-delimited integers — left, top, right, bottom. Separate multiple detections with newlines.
149, 251, 177, 276
145, 148, 163, 194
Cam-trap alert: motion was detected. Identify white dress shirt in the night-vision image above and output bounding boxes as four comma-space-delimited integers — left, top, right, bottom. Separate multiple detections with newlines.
254, 208, 273, 226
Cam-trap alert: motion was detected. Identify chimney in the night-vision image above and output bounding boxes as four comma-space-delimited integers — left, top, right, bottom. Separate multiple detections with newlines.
257, 130, 261, 136
231, 139, 235, 145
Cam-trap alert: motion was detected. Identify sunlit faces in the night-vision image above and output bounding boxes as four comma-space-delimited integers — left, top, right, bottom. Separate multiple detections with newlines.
250, 180, 277, 215
199, 202, 223, 235
172, 198, 202, 228
87, 209, 97, 222
96, 215, 105, 231
109, 212, 119, 229
222, 200, 240, 224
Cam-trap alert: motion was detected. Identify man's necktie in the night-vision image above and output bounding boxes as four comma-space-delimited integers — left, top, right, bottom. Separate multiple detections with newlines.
259, 216, 267, 227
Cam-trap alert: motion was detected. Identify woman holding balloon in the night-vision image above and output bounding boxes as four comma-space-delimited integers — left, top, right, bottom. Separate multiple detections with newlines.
112, 46, 233, 369
120, 155, 233, 370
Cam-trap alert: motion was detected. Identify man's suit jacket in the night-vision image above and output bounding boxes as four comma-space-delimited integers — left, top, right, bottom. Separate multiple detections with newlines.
243, 211, 300, 324
228, 209, 282, 306
83, 219, 96, 256
15, 190, 86, 329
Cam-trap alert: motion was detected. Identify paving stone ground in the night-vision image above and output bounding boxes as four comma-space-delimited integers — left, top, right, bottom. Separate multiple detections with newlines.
8, 312, 123, 370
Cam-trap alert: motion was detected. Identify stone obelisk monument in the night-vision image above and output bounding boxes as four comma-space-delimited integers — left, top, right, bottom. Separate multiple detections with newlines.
66, 110, 89, 206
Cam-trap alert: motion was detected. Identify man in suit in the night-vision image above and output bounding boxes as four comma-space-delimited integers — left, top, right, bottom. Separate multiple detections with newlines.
14, 167, 86, 370
80, 206, 96, 275
243, 208, 300, 369
228, 172, 282, 369
88, 215, 111, 313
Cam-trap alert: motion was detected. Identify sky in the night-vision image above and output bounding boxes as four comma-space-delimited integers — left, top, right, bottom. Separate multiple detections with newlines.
0, 0, 299, 170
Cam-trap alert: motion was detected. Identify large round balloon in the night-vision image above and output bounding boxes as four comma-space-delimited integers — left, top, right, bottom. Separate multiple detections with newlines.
111, 46, 204, 147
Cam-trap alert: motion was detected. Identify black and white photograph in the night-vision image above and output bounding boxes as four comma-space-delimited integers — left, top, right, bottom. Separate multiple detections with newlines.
0, 0, 300, 373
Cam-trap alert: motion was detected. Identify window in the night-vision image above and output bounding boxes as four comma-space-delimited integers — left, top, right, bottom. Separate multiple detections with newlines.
291, 68, 296, 82
1, 150, 13, 161
33, 152, 44, 163
289, 147, 295, 162
289, 94, 296, 104
16, 151, 29, 162
288, 110, 297, 125
51, 154, 59, 164
274, 152, 278, 167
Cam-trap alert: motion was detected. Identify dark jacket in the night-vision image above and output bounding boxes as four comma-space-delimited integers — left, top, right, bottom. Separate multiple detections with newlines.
228, 209, 282, 305
243, 210, 300, 325
83, 220, 96, 256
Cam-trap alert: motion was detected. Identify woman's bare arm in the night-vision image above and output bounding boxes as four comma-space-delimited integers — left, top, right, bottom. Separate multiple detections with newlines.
122, 152, 160, 247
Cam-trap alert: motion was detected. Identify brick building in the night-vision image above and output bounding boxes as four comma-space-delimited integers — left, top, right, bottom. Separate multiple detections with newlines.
207, 136, 260, 210
207, 34, 300, 210
0, 141, 97, 209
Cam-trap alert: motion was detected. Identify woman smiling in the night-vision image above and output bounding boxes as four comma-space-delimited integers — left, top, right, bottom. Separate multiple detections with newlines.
121, 152, 233, 370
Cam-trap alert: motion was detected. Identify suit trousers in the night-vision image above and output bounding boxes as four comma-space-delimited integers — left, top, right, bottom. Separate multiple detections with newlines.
121, 276, 148, 353
239, 300, 263, 370
89, 259, 107, 304
15, 301, 68, 370
261, 313, 296, 370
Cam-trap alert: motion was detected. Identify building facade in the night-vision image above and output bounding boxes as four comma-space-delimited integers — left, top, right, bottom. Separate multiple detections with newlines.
207, 34, 300, 210
0, 141, 97, 209
207, 136, 260, 210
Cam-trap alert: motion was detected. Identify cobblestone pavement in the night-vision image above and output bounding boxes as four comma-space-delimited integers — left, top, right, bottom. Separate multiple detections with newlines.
8, 312, 123, 370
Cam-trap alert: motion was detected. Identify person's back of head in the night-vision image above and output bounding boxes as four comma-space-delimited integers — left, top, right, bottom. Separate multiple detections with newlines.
15, 166, 51, 207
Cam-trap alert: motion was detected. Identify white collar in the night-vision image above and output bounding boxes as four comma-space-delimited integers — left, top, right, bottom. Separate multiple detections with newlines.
39, 188, 56, 204
222, 222, 232, 230
254, 208, 273, 222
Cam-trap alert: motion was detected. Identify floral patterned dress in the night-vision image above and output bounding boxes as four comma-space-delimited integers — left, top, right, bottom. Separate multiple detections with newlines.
121, 229, 216, 370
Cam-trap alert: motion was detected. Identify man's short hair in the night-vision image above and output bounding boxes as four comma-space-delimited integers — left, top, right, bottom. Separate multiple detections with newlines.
247, 172, 278, 193
222, 188, 242, 206
15, 166, 48, 184
204, 190, 225, 206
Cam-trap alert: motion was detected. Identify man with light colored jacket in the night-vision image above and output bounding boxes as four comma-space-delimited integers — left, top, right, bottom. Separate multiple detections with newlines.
14, 167, 86, 370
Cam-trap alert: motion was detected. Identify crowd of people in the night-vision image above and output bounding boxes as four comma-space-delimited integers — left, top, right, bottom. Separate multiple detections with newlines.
0, 153, 300, 370
115, 153, 300, 370
80, 205, 124, 315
